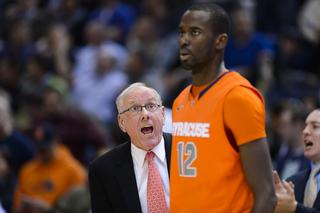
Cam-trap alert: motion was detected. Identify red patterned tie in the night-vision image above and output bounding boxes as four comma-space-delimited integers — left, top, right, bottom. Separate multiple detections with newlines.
145, 151, 168, 213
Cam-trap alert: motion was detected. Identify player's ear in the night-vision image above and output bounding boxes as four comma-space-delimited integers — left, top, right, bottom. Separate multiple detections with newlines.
118, 114, 126, 133
215, 33, 228, 50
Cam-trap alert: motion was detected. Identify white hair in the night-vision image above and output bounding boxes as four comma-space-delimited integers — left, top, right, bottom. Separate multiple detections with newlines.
116, 82, 162, 113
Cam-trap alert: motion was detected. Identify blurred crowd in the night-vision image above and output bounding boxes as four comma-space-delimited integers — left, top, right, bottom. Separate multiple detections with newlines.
0, 0, 319, 212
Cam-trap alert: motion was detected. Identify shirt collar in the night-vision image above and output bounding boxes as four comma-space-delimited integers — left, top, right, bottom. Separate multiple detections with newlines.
131, 136, 165, 168
310, 162, 320, 176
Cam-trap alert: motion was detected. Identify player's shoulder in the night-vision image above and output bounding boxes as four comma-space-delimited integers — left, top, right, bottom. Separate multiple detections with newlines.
178, 85, 192, 97
227, 85, 263, 102
173, 85, 192, 105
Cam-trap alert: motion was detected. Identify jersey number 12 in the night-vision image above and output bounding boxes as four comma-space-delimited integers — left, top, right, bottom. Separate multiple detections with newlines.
177, 142, 197, 177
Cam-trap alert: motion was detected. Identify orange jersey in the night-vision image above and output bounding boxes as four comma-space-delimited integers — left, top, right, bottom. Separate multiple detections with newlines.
12, 144, 87, 213
170, 70, 266, 212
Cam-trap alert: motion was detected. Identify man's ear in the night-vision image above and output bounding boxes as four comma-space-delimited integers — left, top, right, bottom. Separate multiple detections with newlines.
118, 114, 126, 133
216, 33, 228, 50
161, 106, 166, 126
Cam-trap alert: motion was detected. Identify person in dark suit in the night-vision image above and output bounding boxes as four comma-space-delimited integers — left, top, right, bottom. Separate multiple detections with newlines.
273, 108, 320, 213
88, 82, 172, 213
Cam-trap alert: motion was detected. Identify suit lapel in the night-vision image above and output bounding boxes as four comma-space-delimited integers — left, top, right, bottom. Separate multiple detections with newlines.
163, 133, 172, 177
294, 168, 310, 203
115, 141, 142, 213
293, 168, 320, 210
114, 133, 172, 213
312, 167, 320, 209
313, 192, 320, 209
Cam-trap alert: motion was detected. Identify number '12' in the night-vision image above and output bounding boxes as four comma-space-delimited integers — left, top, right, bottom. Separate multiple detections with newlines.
177, 142, 197, 177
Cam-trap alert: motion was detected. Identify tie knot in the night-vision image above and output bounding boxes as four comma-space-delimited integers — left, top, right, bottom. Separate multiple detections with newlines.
145, 151, 155, 162
311, 166, 320, 179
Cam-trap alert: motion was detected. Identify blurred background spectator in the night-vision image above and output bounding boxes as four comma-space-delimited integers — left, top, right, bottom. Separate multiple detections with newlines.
71, 46, 128, 128
21, 54, 69, 107
0, 20, 37, 69
225, 5, 275, 94
0, 0, 318, 212
12, 123, 87, 213
72, 20, 128, 78
0, 0, 49, 43
0, 57, 23, 115
87, 0, 137, 44
271, 99, 310, 180
0, 93, 34, 213
35, 23, 75, 84
33, 88, 111, 166
46, 0, 88, 47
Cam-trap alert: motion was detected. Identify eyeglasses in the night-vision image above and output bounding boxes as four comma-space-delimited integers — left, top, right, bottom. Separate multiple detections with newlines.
120, 103, 161, 115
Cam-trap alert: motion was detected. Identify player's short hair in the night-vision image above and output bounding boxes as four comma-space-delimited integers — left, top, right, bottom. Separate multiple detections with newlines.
188, 2, 230, 36
116, 82, 162, 114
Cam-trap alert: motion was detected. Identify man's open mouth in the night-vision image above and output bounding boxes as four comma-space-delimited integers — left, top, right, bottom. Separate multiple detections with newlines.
305, 140, 313, 148
141, 125, 153, 135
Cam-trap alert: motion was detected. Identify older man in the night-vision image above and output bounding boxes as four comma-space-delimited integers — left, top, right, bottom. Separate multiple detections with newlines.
89, 82, 171, 213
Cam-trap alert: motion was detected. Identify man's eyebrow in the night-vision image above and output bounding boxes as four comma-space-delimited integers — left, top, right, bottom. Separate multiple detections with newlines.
179, 26, 203, 31
311, 121, 320, 125
305, 121, 320, 126
189, 26, 203, 30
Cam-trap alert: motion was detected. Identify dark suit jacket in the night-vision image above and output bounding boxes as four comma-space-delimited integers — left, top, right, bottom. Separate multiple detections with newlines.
89, 133, 172, 213
287, 168, 320, 213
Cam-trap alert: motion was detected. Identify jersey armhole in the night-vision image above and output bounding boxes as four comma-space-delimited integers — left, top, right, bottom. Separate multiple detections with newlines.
222, 85, 264, 152
224, 125, 239, 153
223, 99, 239, 152
222, 85, 246, 153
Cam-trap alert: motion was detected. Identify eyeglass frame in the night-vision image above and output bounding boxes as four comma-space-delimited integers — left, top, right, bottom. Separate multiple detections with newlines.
120, 103, 161, 115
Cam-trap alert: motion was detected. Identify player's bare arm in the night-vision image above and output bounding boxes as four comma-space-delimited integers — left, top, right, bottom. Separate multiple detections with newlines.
239, 137, 277, 213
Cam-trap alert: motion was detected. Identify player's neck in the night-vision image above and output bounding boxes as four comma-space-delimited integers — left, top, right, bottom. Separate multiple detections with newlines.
192, 62, 226, 86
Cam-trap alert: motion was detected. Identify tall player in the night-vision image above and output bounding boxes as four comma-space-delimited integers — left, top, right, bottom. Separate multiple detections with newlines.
170, 3, 277, 212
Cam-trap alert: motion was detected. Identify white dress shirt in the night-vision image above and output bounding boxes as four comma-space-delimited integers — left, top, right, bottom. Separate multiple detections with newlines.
131, 137, 170, 213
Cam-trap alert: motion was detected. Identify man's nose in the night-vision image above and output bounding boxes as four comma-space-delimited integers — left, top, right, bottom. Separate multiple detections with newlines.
302, 125, 309, 135
179, 33, 190, 46
141, 107, 150, 120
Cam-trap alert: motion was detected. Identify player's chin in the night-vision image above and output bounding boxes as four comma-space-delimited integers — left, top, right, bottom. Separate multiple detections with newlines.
181, 62, 194, 70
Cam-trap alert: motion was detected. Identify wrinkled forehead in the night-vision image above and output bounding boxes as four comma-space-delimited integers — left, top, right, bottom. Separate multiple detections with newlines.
124, 86, 158, 105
